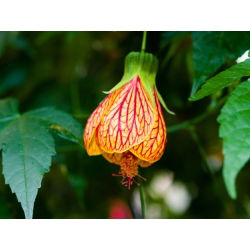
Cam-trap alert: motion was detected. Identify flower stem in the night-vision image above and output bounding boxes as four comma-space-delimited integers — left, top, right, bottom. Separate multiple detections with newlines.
141, 31, 147, 52
139, 184, 146, 218
168, 111, 209, 133
168, 96, 227, 133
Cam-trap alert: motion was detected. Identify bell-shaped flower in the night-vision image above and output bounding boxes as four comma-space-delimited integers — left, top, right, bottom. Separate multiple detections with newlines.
84, 52, 172, 188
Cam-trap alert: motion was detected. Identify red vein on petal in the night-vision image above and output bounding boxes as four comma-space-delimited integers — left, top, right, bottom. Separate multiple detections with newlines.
97, 76, 155, 153
83, 90, 118, 155
130, 88, 167, 162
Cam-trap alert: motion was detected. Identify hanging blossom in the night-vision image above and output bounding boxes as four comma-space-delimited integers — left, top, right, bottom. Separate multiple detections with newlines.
84, 52, 173, 189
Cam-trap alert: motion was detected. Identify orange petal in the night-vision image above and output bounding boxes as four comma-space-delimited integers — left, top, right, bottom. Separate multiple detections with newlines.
103, 152, 152, 169
84, 91, 118, 155
130, 88, 166, 162
138, 160, 152, 168
97, 76, 156, 153
102, 152, 123, 165
87, 136, 103, 155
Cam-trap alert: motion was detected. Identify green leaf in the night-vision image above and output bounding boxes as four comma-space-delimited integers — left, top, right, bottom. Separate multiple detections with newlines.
189, 59, 250, 101
217, 81, 250, 199
0, 98, 83, 218
191, 31, 250, 95
26, 107, 83, 144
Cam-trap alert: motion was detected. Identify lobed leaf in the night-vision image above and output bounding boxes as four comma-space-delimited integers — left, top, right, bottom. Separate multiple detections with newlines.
217, 81, 250, 199
26, 107, 83, 144
0, 98, 83, 218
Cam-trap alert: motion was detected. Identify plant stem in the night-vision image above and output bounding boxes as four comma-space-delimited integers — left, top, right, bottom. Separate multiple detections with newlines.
168, 96, 227, 134
168, 111, 209, 133
141, 31, 147, 52
139, 184, 146, 219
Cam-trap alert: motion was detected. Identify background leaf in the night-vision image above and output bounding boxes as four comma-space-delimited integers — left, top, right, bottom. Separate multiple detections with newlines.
218, 81, 250, 199
0, 98, 83, 218
189, 59, 250, 101
191, 31, 250, 95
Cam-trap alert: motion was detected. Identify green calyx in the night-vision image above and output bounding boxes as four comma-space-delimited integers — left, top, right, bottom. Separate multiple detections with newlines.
104, 51, 174, 115
104, 51, 158, 95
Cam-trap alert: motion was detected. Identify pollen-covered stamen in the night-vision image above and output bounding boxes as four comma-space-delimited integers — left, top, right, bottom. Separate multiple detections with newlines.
112, 173, 146, 186
122, 177, 134, 190
111, 152, 147, 189
112, 174, 145, 190
119, 152, 139, 177
137, 174, 147, 182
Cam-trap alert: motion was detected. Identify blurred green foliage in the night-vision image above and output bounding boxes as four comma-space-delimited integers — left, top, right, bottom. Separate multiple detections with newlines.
0, 31, 250, 219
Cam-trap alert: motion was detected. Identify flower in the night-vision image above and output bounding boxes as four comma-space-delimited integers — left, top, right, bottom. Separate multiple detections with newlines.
84, 52, 171, 189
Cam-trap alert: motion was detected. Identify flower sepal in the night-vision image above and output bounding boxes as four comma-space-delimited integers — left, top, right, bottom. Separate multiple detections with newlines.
104, 51, 175, 114
104, 51, 158, 105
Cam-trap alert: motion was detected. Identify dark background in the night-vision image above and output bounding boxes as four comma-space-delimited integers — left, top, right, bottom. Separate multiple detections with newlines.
0, 31, 249, 219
